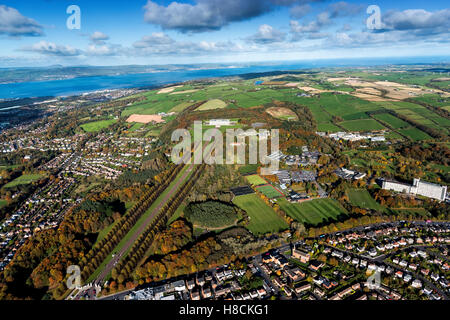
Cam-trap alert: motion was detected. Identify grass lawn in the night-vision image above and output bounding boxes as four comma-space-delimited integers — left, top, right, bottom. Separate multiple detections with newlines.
279, 198, 348, 226
4, 173, 44, 188
238, 164, 259, 175
128, 123, 145, 132
256, 184, 284, 199
168, 204, 185, 225
347, 189, 385, 211
245, 174, 267, 186
80, 119, 117, 132
233, 194, 288, 235
0, 164, 20, 170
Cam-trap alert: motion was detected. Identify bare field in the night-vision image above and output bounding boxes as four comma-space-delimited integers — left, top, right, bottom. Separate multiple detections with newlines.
266, 107, 298, 120
157, 85, 183, 94
346, 79, 450, 100
126, 114, 165, 124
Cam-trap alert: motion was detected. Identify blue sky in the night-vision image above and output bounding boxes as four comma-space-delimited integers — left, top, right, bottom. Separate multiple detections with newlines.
0, 0, 449, 66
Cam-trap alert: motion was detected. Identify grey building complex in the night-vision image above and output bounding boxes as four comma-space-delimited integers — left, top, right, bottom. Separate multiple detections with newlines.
382, 178, 447, 201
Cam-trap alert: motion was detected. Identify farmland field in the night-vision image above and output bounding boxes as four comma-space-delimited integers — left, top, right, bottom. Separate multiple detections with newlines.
398, 127, 432, 141
279, 198, 348, 226
80, 119, 117, 132
245, 174, 267, 186
347, 189, 385, 211
4, 174, 45, 188
256, 184, 284, 199
317, 123, 341, 132
372, 113, 409, 129
197, 99, 227, 111
233, 194, 289, 235
339, 119, 385, 131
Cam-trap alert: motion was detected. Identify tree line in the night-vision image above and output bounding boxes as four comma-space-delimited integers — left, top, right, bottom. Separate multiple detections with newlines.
109, 164, 207, 286
78, 164, 184, 283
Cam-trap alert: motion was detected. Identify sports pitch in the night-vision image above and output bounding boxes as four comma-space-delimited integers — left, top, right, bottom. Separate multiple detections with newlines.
245, 174, 267, 186
279, 198, 348, 226
233, 194, 288, 235
255, 184, 284, 199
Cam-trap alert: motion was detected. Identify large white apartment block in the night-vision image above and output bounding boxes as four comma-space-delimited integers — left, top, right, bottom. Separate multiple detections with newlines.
382, 178, 447, 201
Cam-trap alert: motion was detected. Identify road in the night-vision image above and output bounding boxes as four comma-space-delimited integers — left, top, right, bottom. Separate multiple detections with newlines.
322, 242, 449, 300
93, 163, 195, 286
94, 220, 448, 300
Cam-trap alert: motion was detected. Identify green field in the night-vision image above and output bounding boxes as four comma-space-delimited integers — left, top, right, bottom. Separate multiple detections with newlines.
317, 123, 342, 132
372, 113, 409, 129
339, 119, 385, 131
245, 174, 267, 186
279, 198, 348, 226
0, 199, 7, 208
80, 119, 117, 132
375, 101, 450, 134
197, 99, 228, 111
256, 184, 284, 199
233, 194, 288, 235
128, 123, 145, 131
398, 127, 432, 141
4, 174, 45, 188
347, 189, 385, 211
0, 164, 20, 170
169, 102, 194, 113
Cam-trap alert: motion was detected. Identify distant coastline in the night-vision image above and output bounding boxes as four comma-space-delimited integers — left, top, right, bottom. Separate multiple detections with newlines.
1, 56, 449, 100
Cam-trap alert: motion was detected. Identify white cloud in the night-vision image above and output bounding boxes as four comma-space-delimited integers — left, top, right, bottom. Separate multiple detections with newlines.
381, 9, 450, 34
22, 41, 82, 56
90, 31, 110, 43
247, 24, 286, 44
0, 5, 43, 37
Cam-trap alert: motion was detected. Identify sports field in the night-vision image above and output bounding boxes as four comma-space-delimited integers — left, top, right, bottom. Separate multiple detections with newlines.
279, 198, 348, 226
245, 174, 267, 186
233, 194, 289, 235
256, 184, 284, 199
80, 119, 117, 132
4, 174, 45, 188
347, 189, 385, 211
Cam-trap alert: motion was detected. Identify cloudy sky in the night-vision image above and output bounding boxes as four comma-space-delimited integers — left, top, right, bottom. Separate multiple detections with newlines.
0, 0, 449, 67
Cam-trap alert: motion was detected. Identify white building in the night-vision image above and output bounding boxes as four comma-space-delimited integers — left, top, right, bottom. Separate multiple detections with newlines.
382, 178, 447, 201
208, 119, 231, 127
